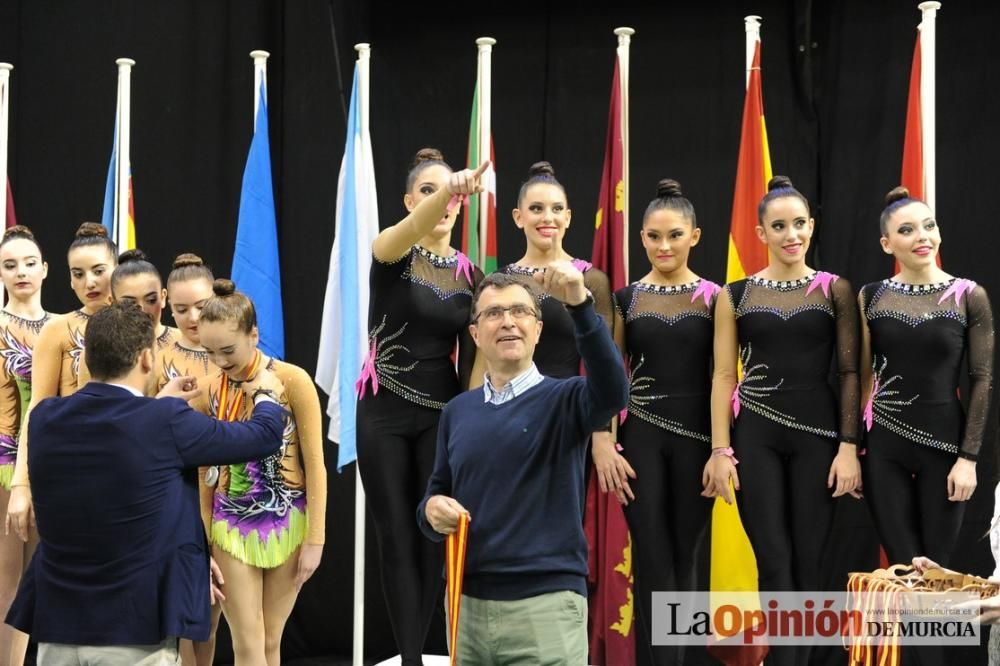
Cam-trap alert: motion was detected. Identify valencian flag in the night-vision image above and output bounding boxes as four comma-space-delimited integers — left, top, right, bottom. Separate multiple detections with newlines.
101, 117, 136, 251
0, 66, 11, 228
5, 179, 14, 227
461, 70, 497, 273
585, 50, 635, 666
708, 36, 771, 666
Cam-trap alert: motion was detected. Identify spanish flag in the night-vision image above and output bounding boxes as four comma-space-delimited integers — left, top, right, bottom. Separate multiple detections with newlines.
708, 36, 770, 666
899, 27, 943, 271
726, 42, 771, 282
901, 37, 924, 203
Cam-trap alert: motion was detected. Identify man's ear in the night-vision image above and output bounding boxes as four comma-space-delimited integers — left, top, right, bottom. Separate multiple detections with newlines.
141, 347, 155, 372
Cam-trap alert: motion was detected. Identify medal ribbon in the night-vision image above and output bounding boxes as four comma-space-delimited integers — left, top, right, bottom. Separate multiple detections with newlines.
446, 512, 470, 665
217, 350, 263, 422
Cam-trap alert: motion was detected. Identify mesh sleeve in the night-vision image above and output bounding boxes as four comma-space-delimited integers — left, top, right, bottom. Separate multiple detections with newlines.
584, 268, 614, 431
457, 266, 485, 390
832, 277, 861, 443
960, 285, 994, 458
612, 286, 629, 321
585, 268, 615, 333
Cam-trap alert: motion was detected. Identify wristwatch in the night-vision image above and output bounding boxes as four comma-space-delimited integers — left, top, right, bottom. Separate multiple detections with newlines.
566, 290, 595, 310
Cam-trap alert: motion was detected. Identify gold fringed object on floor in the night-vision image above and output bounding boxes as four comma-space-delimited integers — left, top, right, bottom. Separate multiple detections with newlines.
846, 563, 999, 666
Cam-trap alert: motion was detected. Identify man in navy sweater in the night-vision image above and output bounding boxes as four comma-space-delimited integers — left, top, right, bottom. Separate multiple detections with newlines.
418, 262, 628, 664
6, 301, 287, 664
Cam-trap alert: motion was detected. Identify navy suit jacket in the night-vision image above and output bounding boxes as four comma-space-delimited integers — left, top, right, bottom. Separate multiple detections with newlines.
5, 382, 286, 645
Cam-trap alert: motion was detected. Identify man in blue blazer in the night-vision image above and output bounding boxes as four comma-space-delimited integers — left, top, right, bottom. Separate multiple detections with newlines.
6, 301, 288, 664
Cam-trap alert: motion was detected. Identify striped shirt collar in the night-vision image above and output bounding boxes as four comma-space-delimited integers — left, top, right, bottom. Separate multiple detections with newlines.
482, 363, 544, 405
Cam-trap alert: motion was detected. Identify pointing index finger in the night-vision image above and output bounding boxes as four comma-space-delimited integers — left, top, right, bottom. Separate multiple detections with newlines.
552, 227, 565, 257
473, 160, 491, 178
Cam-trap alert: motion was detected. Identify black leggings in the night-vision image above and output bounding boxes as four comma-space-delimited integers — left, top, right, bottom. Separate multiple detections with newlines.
620, 416, 712, 666
732, 410, 836, 666
862, 428, 966, 666
357, 389, 443, 666
862, 425, 965, 565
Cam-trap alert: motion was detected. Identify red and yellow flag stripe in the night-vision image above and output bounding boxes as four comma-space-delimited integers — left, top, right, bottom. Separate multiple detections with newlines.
446, 512, 470, 666
708, 37, 771, 666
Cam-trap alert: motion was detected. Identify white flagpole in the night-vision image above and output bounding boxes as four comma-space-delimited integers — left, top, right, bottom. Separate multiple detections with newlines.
615, 27, 634, 281
918, 2, 940, 212
250, 50, 270, 131
475, 37, 495, 268
744, 16, 762, 90
0, 63, 11, 226
115, 58, 135, 251
352, 43, 370, 666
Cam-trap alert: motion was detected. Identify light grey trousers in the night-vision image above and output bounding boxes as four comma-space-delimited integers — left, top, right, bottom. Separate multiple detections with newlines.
37, 637, 179, 666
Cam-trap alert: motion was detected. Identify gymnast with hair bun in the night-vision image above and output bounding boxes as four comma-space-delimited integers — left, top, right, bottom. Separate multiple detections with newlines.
702, 176, 861, 666
613, 179, 718, 666
860, 186, 993, 567
357, 148, 487, 664
7, 222, 118, 543
498, 161, 626, 502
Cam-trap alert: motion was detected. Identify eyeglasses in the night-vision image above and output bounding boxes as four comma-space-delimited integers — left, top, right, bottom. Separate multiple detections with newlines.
474, 304, 539, 323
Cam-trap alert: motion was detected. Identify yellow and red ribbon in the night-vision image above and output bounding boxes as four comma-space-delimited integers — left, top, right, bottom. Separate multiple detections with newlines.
217, 350, 262, 422
446, 512, 470, 665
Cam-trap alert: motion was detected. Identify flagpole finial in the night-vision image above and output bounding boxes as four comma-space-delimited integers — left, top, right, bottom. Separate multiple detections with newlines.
614, 27, 635, 48
0, 63, 11, 73
476, 37, 497, 47
115, 58, 136, 68
354, 43, 370, 54
744, 16, 762, 31
918, 1, 942, 12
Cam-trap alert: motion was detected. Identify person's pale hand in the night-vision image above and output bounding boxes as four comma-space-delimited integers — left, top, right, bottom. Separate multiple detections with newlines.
157, 375, 201, 401
5, 485, 34, 543
209, 556, 225, 605
592, 432, 635, 505
828, 445, 862, 499
701, 454, 739, 505
294, 543, 323, 591
947, 458, 977, 502
447, 161, 489, 197
910, 556, 991, 624
911, 556, 943, 574
425, 495, 470, 535
533, 260, 588, 306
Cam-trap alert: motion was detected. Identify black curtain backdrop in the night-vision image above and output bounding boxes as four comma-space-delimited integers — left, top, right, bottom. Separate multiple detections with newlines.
1, 1, 998, 663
